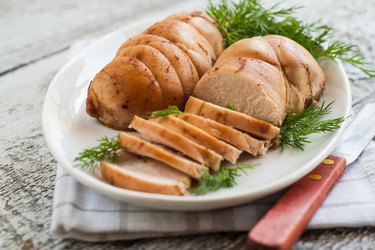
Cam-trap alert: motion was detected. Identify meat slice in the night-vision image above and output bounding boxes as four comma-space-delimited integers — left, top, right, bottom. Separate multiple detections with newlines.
213, 37, 305, 113
129, 116, 222, 171
176, 114, 269, 156
264, 35, 325, 103
152, 115, 242, 164
166, 11, 224, 57
145, 19, 216, 63
193, 57, 287, 126
176, 47, 211, 78
286, 83, 305, 113
118, 132, 207, 179
144, 19, 215, 76
86, 57, 164, 130
117, 34, 199, 99
100, 150, 191, 195
116, 45, 184, 108
214, 37, 281, 69
185, 97, 280, 141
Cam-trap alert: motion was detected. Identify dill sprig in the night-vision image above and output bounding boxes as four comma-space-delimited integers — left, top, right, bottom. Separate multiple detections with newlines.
191, 163, 255, 195
207, 0, 375, 78
280, 102, 344, 150
149, 106, 185, 118
74, 135, 122, 171
225, 103, 237, 111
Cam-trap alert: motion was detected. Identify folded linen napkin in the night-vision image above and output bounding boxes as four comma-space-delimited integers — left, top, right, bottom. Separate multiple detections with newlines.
51, 141, 375, 241
50, 42, 375, 242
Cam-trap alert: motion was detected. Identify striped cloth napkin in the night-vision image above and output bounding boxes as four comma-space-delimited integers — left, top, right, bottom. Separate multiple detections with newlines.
51, 141, 375, 241
50, 42, 375, 242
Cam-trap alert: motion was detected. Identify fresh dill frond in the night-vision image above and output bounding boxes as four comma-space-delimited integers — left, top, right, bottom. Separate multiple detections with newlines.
207, 0, 300, 47
280, 102, 344, 150
191, 163, 255, 195
149, 106, 185, 118
207, 0, 374, 77
342, 54, 375, 78
74, 135, 122, 171
225, 103, 237, 111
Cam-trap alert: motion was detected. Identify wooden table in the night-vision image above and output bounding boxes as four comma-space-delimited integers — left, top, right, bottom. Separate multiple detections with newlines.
1, 0, 375, 249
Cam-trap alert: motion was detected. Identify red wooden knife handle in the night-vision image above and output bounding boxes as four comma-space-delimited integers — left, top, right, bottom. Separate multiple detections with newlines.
247, 155, 346, 250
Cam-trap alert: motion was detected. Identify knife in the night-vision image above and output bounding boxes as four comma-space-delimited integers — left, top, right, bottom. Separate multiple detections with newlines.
247, 103, 375, 250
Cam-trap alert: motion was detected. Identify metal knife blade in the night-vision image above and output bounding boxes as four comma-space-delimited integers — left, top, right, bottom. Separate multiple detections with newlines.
333, 103, 375, 164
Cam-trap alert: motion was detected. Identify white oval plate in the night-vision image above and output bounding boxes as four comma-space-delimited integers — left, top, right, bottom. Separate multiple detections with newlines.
42, 2, 351, 211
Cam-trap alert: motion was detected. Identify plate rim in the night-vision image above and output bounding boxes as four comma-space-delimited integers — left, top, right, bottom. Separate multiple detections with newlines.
42, 19, 352, 211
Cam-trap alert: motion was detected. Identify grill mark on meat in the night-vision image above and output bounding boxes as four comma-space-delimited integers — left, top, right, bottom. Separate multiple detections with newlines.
254, 120, 272, 134
197, 42, 209, 56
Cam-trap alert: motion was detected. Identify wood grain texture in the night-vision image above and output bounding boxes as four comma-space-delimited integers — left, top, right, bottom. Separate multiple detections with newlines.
0, 0, 185, 75
0, 0, 375, 249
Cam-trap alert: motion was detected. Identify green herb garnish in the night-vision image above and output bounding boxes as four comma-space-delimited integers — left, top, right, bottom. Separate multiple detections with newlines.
280, 102, 344, 150
149, 105, 185, 118
74, 135, 122, 171
191, 163, 255, 195
207, 0, 375, 77
225, 103, 237, 111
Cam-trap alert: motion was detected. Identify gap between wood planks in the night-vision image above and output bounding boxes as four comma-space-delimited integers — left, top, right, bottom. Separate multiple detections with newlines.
0, 0, 184, 78
0, 46, 69, 77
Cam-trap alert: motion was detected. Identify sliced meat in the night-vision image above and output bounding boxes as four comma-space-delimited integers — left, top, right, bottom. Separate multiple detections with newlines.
100, 150, 191, 195
144, 19, 215, 76
152, 115, 242, 164
117, 34, 199, 99
286, 82, 305, 113
179, 48, 212, 78
264, 35, 325, 103
185, 97, 280, 141
213, 37, 306, 113
145, 19, 216, 62
214, 37, 281, 69
166, 11, 224, 57
116, 45, 184, 108
129, 116, 222, 171
193, 57, 287, 126
86, 57, 164, 129
118, 132, 207, 179
176, 113, 269, 156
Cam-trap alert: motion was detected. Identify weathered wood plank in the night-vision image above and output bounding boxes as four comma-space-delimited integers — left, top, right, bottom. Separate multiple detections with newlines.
0, 0, 375, 249
0, 0, 184, 75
